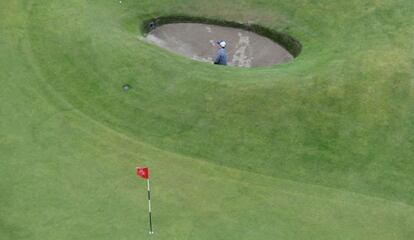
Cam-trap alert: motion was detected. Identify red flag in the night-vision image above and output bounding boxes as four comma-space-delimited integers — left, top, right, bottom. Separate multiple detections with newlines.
136, 167, 149, 179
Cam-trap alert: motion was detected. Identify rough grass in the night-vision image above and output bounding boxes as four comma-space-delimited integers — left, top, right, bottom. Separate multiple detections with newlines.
1, 0, 414, 239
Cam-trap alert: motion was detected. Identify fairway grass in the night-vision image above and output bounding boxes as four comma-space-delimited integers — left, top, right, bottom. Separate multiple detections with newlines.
1, 0, 414, 239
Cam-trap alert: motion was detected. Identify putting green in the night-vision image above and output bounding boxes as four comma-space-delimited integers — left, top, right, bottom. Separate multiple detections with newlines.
1, 0, 413, 239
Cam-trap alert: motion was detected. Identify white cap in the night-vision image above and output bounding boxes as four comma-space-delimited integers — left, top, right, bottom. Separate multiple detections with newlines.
219, 41, 226, 48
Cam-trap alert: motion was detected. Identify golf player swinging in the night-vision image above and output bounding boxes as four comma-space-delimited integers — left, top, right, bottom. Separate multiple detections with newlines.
214, 40, 227, 65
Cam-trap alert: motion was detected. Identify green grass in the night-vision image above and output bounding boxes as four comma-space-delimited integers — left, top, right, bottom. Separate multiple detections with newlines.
1, 0, 414, 239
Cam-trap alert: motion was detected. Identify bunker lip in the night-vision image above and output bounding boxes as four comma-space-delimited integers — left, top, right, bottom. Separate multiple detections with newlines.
142, 16, 302, 68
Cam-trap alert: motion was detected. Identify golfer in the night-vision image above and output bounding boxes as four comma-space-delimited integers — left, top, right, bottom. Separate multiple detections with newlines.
214, 40, 227, 65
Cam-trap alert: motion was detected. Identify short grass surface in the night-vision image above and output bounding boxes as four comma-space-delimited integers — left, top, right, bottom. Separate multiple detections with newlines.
1, 0, 414, 239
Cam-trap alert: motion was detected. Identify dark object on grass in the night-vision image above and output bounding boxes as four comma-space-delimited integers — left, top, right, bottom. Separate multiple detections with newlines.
148, 21, 156, 31
123, 84, 131, 92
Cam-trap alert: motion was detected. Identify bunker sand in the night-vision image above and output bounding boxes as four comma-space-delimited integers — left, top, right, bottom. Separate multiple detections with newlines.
146, 23, 293, 67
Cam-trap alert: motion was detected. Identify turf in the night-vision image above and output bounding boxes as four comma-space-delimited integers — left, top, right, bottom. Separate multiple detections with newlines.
1, 0, 414, 239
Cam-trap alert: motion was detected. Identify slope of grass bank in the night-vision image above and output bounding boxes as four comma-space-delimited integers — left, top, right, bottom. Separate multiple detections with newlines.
1, 0, 413, 239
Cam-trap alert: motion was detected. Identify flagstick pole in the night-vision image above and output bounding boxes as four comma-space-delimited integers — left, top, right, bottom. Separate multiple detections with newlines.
147, 178, 154, 235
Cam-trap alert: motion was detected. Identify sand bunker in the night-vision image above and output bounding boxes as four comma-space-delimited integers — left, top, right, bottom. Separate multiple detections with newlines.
145, 23, 293, 67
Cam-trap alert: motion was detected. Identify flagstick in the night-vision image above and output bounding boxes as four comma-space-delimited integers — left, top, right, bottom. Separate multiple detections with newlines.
147, 178, 154, 234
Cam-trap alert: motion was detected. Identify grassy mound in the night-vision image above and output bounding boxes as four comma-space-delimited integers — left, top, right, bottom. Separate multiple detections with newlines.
1, 0, 413, 239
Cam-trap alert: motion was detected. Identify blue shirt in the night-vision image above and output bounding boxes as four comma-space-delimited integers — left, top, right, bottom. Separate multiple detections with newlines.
214, 48, 227, 65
